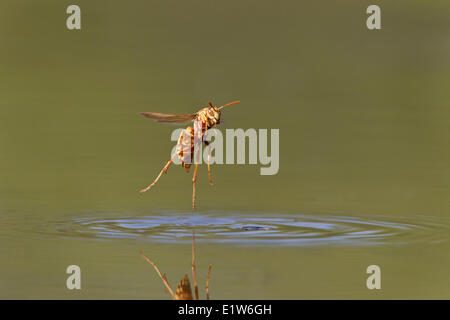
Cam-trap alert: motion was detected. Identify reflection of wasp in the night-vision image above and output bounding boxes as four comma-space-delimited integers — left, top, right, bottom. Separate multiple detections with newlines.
139, 100, 240, 209
140, 232, 212, 300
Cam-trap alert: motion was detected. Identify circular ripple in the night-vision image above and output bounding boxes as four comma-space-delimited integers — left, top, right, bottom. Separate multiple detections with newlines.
48, 212, 450, 247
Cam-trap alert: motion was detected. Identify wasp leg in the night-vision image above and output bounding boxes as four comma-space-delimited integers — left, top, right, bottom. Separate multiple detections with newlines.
192, 163, 199, 209
139, 156, 174, 194
204, 141, 213, 186
206, 264, 212, 300
191, 231, 199, 300
140, 251, 176, 299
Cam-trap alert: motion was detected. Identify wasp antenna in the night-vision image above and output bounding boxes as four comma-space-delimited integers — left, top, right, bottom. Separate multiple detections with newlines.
218, 100, 240, 110
208, 102, 214, 108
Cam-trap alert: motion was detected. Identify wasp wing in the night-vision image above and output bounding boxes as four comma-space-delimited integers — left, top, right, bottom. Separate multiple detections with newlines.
140, 112, 196, 124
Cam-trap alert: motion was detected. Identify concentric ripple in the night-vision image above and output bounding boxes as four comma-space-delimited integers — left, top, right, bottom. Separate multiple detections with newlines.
46, 212, 450, 247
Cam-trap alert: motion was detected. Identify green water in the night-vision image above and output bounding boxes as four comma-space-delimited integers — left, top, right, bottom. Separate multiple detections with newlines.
1, 1, 450, 299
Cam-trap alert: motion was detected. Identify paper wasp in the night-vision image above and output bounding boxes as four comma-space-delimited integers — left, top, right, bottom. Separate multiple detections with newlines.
139, 100, 240, 209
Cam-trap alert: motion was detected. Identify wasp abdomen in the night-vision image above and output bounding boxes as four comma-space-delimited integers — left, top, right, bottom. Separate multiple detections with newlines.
175, 126, 195, 172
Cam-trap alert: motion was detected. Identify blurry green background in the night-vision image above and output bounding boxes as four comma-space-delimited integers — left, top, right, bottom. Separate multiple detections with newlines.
0, 0, 450, 299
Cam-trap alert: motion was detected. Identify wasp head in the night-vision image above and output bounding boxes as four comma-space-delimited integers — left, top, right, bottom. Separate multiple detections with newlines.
208, 106, 221, 125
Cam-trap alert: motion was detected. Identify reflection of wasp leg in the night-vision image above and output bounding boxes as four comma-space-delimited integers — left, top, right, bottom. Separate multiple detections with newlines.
139, 153, 176, 194
204, 141, 213, 186
191, 231, 199, 300
140, 251, 175, 299
206, 264, 212, 300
